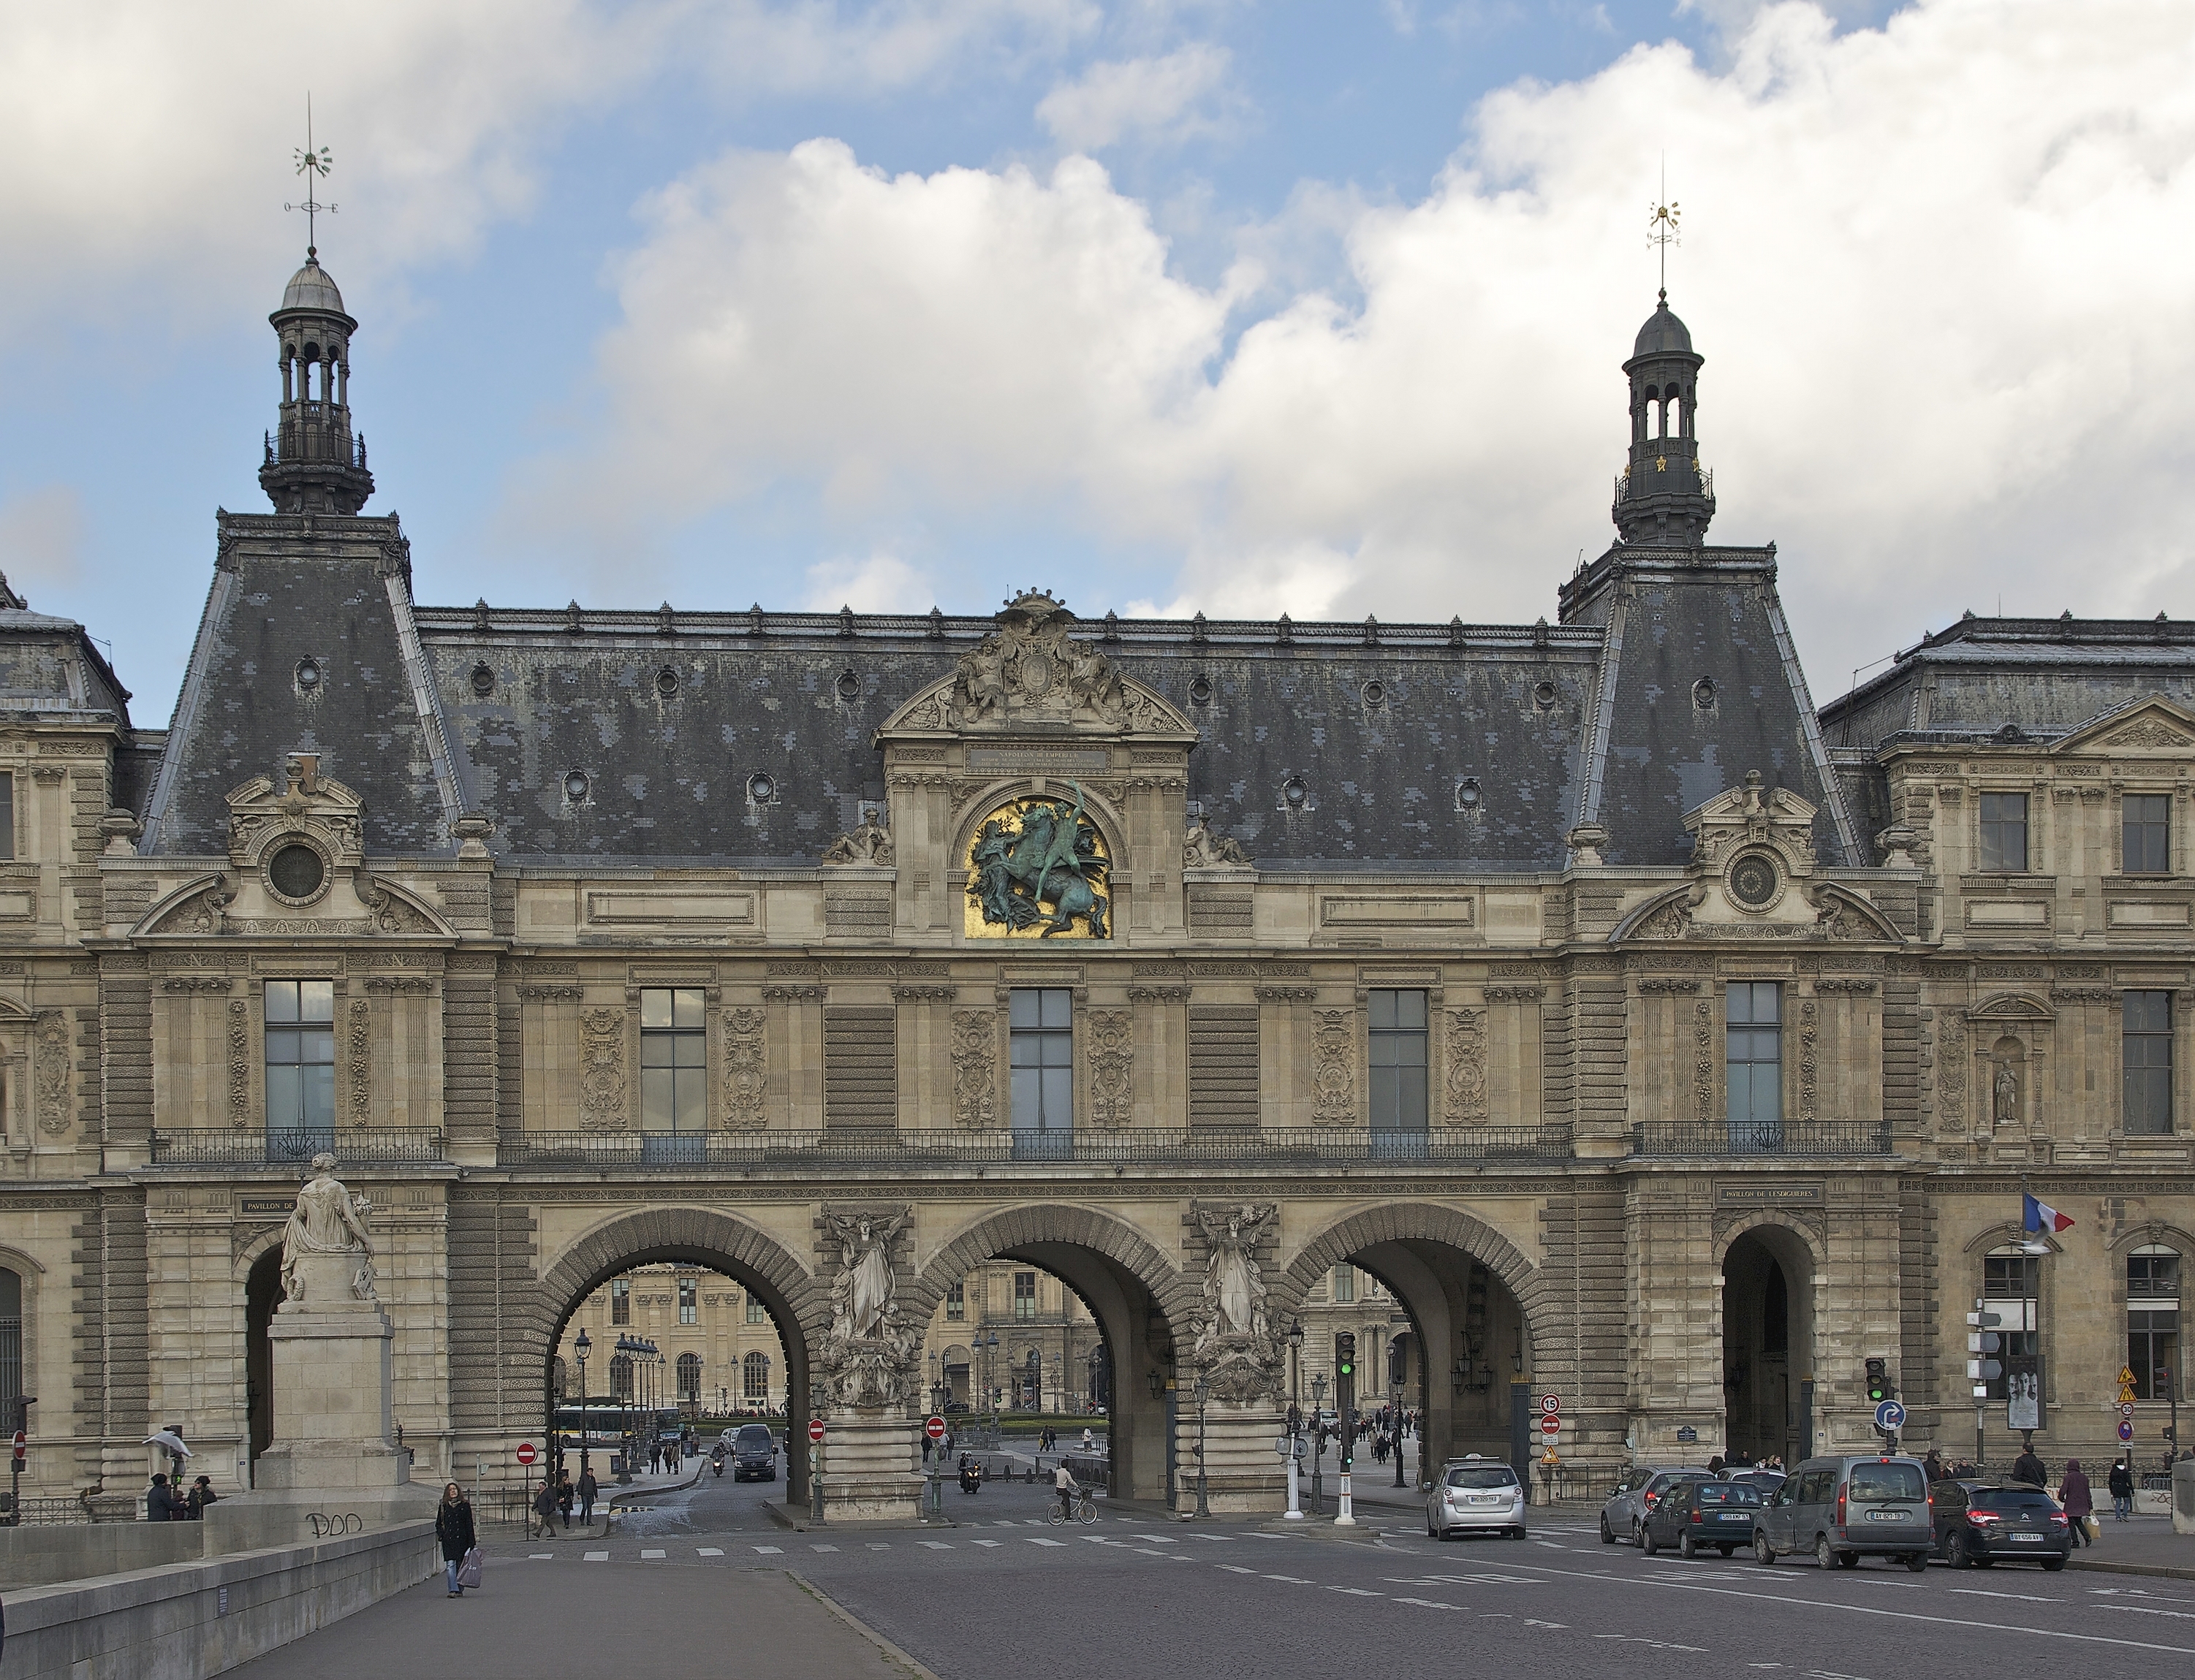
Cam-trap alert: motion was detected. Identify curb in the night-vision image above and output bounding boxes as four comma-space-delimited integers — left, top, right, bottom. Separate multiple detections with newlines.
2069, 1556, 2195, 1581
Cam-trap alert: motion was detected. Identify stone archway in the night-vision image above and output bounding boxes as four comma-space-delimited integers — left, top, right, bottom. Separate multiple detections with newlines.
527, 1207, 827, 1507
911, 1205, 1200, 1506
1716, 1215, 1819, 1467
1282, 1204, 1555, 1480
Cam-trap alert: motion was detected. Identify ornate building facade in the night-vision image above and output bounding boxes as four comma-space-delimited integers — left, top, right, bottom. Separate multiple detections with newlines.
0, 261, 2187, 1519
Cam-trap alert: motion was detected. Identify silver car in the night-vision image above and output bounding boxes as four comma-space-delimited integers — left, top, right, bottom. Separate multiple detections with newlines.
1425, 1456, 1527, 1540
1600, 1464, 1715, 1546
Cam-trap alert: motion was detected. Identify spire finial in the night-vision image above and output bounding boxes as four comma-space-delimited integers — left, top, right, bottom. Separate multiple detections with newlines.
1646, 156, 1680, 303
284, 93, 336, 258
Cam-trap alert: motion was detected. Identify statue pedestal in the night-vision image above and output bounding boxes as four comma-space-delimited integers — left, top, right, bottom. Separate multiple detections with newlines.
1175, 1399, 1288, 1515
206, 1255, 436, 1549
820, 1412, 922, 1524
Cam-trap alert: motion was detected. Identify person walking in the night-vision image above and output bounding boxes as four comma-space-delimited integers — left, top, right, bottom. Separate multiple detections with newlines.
2012, 1444, 2048, 1488
436, 1483, 477, 1597
2058, 1459, 2093, 1547
577, 1466, 599, 1527
2108, 1457, 2135, 1521
531, 1475, 561, 1540
146, 1473, 183, 1521
558, 1470, 575, 1528
1922, 1450, 1944, 1485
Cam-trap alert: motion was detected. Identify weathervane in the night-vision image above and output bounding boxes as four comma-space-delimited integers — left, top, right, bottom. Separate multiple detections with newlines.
1646, 159, 1679, 303
284, 94, 336, 257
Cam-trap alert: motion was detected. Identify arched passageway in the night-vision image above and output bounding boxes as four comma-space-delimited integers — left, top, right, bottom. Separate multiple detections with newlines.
244, 1247, 282, 1466
1722, 1223, 1816, 1466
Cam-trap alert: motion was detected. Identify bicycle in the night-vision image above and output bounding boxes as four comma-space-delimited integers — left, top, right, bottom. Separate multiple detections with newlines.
1046, 1484, 1098, 1525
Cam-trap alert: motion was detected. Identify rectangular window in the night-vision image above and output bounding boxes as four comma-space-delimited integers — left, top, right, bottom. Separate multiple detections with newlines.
1009, 989, 1073, 1158
263, 979, 335, 1136
746, 1296, 767, 1326
1979, 792, 2029, 873
2124, 991, 2175, 1136
640, 989, 708, 1150
946, 1280, 966, 1322
0, 1266, 20, 1419
1332, 1265, 1355, 1304
1725, 982, 1782, 1146
1368, 989, 1429, 1148
2129, 1252, 2182, 1401
679, 1276, 697, 1326
2125, 794, 2172, 875
0, 772, 13, 861
1013, 1271, 1037, 1321
611, 1277, 631, 1326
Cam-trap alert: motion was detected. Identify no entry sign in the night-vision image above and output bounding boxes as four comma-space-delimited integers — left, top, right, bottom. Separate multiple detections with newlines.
1539, 1415, 1562, 1436
925, 1415, 947, 1441
515, 1442, 537, 1466
808, 1418, 827, 1444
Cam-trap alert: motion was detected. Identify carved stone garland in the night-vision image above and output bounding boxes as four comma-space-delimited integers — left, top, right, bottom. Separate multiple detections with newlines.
227, 999, 252, 1127
723, 1007, 767, 1130
1085, 1009, 1131, 1130
1936, 1009, 1968, 1132
1445, 1008, 1487, 1124
1311, 1009, 1355, 1127
580, 1008, 628, 1132
347, 997, 371, 1126
950, 1009, 996, 1130
1694, 998, 1715, 1123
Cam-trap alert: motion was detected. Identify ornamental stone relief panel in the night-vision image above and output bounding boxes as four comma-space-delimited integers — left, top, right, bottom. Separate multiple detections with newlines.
1311, 1008, 1354, 1127
32, 1010, 69, 1136
723, 1007, 767, 1130
1085, 1009, 1131, 1130
951, 1008, 996, 1129
1444, 1008, 1487, 1124
580, 1008, 628, 1132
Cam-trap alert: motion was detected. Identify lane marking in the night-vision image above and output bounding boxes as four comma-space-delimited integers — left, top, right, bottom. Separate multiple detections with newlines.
528, 1554, 553, 1560
1027, 1538, 1066, 1547
1191, 1533, 1235, 1543
1327, 1586, 1384, 1596
750, 1546, 782, 1555
1950, 1589, 2059, 1603
696, 1548, 724, 1557
640, 1549, 666, 1559
1264, 1574, 1313, 1584
1393, 1597, 1461, 1609
811, 1545, 838, 1552
918, 1541, 955, 1550
1216, 1565, 1259, 1575
866, 1543, 891, 1550
972, 1540, 1004, 1548
1130, 1534, 1180, 1544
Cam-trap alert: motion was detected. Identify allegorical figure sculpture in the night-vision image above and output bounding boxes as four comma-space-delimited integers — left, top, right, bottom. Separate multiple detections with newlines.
279, 1153, 376, 1304
1993, 1060, 2020, 1128
822, 810, 894, 867
1195, 1204, 1274, 1350
966, 782, 1110, 938
1182, 815, 1251, 870
819, 1209, 918, 1407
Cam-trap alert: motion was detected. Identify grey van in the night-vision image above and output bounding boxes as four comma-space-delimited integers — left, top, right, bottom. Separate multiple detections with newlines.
1752, 1454, 1932, 1570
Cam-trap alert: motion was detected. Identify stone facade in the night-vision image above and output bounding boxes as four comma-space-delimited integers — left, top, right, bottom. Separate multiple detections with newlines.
0, 262, 2187, 1523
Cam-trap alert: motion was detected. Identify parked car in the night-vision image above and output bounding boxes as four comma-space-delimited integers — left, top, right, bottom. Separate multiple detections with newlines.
1601, 1464, 1716, 1545
1930, 1479, 2071, 1570
729, 1422, 778, 1483
1752, 1455, 1932, 1570
1640, 1477, 1763, 1557
1426, 1456, 1527, 1541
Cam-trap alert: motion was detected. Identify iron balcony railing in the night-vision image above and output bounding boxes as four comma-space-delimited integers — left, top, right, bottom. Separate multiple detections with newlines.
498, 1124, 1574, 1171
1629, 1119, 1893, 1158
149, 1128, 448, 1166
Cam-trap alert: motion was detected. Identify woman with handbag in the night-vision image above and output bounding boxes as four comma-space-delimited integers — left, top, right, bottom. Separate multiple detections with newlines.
2058, 1459, 2093, 1548
436, 1483, 477, 1597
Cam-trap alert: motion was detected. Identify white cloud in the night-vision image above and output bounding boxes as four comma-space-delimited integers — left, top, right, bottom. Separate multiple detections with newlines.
803, 549, 939, 612
0, 485, 85, 595
1035, 43, 1235, 150
700, 1, 1102, 97
552, 0, 2195, 683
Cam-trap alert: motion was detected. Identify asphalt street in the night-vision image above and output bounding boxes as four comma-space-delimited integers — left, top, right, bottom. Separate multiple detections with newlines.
231, 1493, 2195, 1680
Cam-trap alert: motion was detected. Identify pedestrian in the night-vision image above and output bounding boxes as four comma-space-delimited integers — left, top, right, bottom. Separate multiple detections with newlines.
1707, 1455, 1725, 1477
577, 1465, 599, 1527
2058, 1459, 2093, 1547
531, 1475, 561, 1540
436, 1482, 476, 1597
1080, 1426, 1094, 1453
558, 1470, 575, 1527
146, 1473, 183, 1521
1923, 1449, 1944, 1485
2108, 1457, 2134, 1521
2012, 1444, 2048, 1488
187, 1475, 218, 1519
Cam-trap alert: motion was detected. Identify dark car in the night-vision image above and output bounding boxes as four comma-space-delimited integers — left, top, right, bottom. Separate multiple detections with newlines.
1641, 1478, 1763, 1557
1930, 1480, 2071, 1570
730, 1423, 778, 1483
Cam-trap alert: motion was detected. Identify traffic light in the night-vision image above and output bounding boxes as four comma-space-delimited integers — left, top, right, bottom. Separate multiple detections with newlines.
1864, 1358, 1889, 1405
1335, 1333, 1356, 1382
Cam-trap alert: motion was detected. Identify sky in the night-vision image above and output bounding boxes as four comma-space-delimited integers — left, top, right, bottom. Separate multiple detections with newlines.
1, 0, 2192, 729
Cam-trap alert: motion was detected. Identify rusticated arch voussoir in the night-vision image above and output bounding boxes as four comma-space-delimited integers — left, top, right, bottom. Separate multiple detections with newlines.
906, 1204, 1198, 1334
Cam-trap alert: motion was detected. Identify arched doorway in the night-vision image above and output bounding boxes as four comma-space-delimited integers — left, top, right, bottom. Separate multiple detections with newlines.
1285, 1206, 1553, 1491
245, 1247, 283, 1467
911, 1206, 1198, 1506
1722, 1224, 1815, 1466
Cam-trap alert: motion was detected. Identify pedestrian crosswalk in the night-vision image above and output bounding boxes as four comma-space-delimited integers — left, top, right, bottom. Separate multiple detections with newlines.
560, 1514, 1290, 1566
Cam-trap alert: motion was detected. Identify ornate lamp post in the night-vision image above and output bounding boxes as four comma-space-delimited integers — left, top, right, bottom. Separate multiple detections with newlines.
1193, 1373, 1211, 1519
1284, 1320, 1305, 1520
574, 1329, 591, 1497
1310, 1372, 1328, 1515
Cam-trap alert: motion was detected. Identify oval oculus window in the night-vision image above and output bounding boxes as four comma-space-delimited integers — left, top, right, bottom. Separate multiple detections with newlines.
1728, 854, 1779, 910
267, 843, 327, 901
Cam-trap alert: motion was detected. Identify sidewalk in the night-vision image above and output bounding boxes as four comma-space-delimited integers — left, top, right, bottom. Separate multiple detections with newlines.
2068, 1516, 2195, 1581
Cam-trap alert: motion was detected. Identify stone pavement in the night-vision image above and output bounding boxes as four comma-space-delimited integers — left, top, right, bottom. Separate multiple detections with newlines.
222, 1557, 922, 1680
2070, 1515, 2195, 1579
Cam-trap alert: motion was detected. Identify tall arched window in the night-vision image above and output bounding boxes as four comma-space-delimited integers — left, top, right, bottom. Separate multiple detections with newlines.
0, 1266, 20, 1413
610, 1354, 634, 1400
676, 1352, 702, 1404
2129, 1244, 2181, 1400
743, 1350, 770, 1403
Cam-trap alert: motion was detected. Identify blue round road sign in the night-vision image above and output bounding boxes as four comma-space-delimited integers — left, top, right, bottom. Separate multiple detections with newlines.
2118, 1420, 2135, 1443
1874, 1399, 1907, 1432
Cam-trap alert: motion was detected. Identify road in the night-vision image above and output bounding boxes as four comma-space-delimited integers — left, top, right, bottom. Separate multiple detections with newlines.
227, 1500, 2195, 1680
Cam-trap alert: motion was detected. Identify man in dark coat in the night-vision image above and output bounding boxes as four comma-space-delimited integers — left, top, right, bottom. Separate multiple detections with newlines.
2108, 1457, 2136, 1521
146, 1474, 183, 1521
577, 1467, 599, 1527
2012, 1445, 2048, 1487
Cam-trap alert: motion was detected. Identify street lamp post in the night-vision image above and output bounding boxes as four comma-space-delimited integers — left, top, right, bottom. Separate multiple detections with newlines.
1284, 1319, 1305, 1520
1310, 1373, 1327, 1516
574, 1329, 591, 1510
1391, 1339, 1406, 1490
1194, 1375, 1211, 1519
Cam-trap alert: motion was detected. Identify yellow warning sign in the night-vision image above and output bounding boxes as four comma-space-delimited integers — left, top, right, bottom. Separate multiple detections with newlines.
2120, 1366, 2139, 1386
2120, 1385, 2139, 1405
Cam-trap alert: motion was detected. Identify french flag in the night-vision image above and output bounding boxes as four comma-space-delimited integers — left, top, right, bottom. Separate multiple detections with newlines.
2023, 1193, 2074, 1234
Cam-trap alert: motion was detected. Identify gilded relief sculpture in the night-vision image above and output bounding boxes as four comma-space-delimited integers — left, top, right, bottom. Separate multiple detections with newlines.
965, 782, 1110, 938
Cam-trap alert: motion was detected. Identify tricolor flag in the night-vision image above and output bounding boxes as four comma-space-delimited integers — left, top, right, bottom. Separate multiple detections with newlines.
2023, 1193, 2074, 1234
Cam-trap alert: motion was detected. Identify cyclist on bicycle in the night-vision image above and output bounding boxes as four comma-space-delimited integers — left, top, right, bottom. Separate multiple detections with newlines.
1053, 1459, 1079, 1521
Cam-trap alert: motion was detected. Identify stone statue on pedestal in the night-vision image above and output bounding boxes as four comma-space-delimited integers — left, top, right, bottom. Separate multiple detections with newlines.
1193, 1204, 1282, 1402
280, 1154, 377, 1305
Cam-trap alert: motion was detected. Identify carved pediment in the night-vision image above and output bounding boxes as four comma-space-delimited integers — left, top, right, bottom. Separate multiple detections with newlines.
879, 592, 1195, 740
1968, 991, 2055, 1022
1683, 769, 1819, 873
227, 753, 365, 870
2052, 697, 2195, 755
